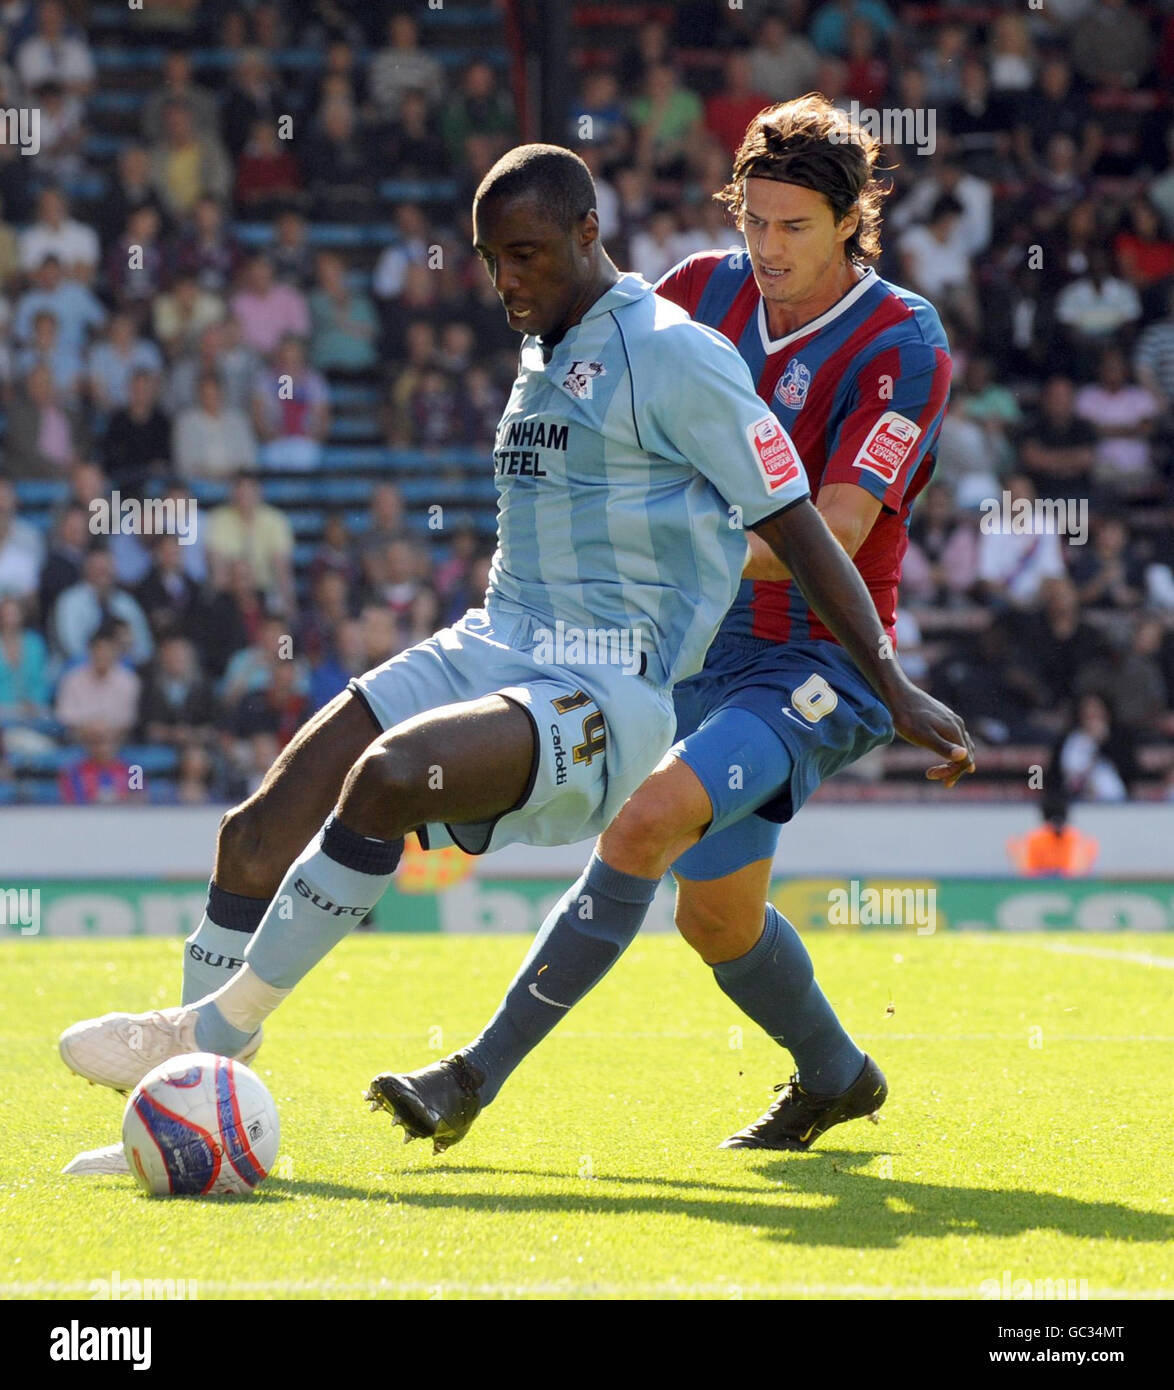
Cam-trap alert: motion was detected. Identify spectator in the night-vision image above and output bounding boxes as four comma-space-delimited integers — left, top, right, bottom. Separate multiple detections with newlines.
221, 49, 280, 161
308, 251, 378, 375
152, 271, 224, 359
629, 64, 703, 180
142, 48, 219, 144
308, 614, 364, 711
903, 483, 981, 606
307, 38, 364, 119
14, 309, 82, 401
569, 71, 630, 165
37, 504, 89, 615
104, 206, 166, 313
704, 52, 770, 158
618, 16, 672, 90
1054, 693, 1129, 803
296, 568, 352, 666
0, 593, 51, 719
360, 482, 407, 563
230, 254, 310, 357
368, 13, 443, 123
374, 86, 450, 179
101, 368, 170, 496
166, 318, 258, 416
944, 57, 1016, 163
16, 0, 94, 96
897, 194, 980, 335
86, 313, 164, 414
15, 254, 105, 351
931, 620, 1040, 744
843, 17, 887, 105
220, 614, 298, 704
149, 99, 232, 219
976, 474, 1068, 609
57, 729, 132, 805
230, 655, 308, 751
1069, 0, 1155, 89
408, 368, 462, 449
18, 187, 98, 278
234, 118, 303, 214
4, 362, 82, 477
252, 335, 330, 470
53, 548, 154, 666
1133, 284, 1174, 404
1019, 376, 1099, 503
173, 742, 215, 804
1074, 348, 1162, 500
988, 13, 1035, 93
1013, 55, 1089, 165
1054, 248, 1142, 367
55, 624, 141, 741
1069, 515, 1145, 609
1113, 197, 1174, 299
301, 99, 376, 221
0, 478, 44, 601
34, 78, 85, 183
169, 196, 241, 295
629, 209, 688, 283
270, 208, 314, 289
206, 473, 295, 615
308, 511, 359, 590
197, 555, 268, 679
748, 11, 819, 102
173, 371, 257, 479
888, 159, 992, 259
920, 23, 969, 106
1013, 577, 1106, 722
442, 60, 515, 163
101, 144, 167, 247
809, 1, 896, 57
136, 533, 206, 639
373, 203, 431, 307
139, 634, 216, 747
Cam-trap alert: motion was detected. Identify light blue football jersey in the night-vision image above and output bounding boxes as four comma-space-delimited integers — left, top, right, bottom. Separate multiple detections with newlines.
486, 272, 810, 687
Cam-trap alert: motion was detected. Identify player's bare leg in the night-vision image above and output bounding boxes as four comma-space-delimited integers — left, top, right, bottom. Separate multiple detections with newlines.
59, 697, 536, 1093
673, 862, 885, 1150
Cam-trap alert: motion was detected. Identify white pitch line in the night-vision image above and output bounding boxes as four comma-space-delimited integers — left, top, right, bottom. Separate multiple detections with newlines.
1, 1279, 1169, 1300
981, 939, 1174, 969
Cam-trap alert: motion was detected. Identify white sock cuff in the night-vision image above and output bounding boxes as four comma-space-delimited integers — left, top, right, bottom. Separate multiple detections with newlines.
214, 964, 292, 1035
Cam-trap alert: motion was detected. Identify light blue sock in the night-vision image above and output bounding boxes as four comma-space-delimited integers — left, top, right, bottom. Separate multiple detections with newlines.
192, 816, 402, 1054
712, 903, 864, 1094
462, 852, 659, 1104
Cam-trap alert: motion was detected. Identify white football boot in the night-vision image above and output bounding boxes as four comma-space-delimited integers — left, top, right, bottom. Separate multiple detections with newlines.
59, 1026, 263, 1177
58, 1006, 201, 1091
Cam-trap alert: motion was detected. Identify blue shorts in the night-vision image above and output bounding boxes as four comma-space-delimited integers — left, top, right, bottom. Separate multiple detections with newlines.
349, 604, 675, 855
670, 636, 894, 881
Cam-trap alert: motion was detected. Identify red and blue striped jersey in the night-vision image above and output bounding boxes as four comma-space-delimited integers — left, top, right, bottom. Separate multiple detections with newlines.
656, 251, 952, 646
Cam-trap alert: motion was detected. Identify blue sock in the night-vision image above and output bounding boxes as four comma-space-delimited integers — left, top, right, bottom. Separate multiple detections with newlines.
192, 815, 403, 1055
713, 903, 864, 1095
462, 852, 658, 1104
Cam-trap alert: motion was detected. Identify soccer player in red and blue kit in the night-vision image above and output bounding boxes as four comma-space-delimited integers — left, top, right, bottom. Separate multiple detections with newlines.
370, 96, 974, 1154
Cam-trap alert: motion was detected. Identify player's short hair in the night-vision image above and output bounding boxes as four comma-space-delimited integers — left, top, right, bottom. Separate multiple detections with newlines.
717, 94, 888, 261
474, 144, 596, 231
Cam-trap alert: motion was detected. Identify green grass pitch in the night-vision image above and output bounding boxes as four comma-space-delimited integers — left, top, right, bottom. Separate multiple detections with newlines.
1, 931, 1171, 1301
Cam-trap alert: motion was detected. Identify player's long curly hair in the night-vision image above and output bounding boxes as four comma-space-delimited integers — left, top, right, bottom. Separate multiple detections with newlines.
717, 94, 889, 263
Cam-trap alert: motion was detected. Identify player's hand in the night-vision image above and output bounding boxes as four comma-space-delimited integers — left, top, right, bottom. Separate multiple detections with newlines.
887, 684, 975, 789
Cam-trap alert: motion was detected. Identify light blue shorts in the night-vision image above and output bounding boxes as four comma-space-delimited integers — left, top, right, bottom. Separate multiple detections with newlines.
349, 604, 675, 855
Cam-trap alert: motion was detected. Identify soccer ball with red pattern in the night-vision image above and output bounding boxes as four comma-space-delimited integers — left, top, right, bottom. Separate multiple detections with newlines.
122, 1052, 280, 1196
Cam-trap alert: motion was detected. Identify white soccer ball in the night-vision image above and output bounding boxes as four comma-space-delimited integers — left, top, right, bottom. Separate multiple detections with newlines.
122, 1052, 280, 1197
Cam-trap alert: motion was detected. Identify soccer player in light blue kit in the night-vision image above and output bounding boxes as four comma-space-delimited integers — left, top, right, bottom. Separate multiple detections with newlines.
60, 146, 969, 1134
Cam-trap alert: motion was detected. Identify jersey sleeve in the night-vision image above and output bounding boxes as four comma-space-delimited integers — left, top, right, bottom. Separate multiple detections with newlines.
640, 319, 810, 528
823, 340, 952, 512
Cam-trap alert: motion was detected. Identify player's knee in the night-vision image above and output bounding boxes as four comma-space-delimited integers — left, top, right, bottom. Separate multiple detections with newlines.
674, 894, 756, 964
602, 793, 684, 877
216, 803, 283, 897
347, 737, 429, 816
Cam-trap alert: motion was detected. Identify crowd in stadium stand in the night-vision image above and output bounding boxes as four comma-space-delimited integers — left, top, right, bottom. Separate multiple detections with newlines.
0, 0, 1172, 807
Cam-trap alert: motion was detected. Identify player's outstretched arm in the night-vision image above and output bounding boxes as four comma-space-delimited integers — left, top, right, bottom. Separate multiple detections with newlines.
754, 499, 975, 787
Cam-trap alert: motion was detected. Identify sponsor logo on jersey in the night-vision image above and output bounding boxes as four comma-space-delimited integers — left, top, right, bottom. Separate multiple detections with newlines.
562, 359, 606, 399
853, 411, 922, 485
747, 414, 802, 491
776, 357, 811, 410
493, 418, 568, 477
